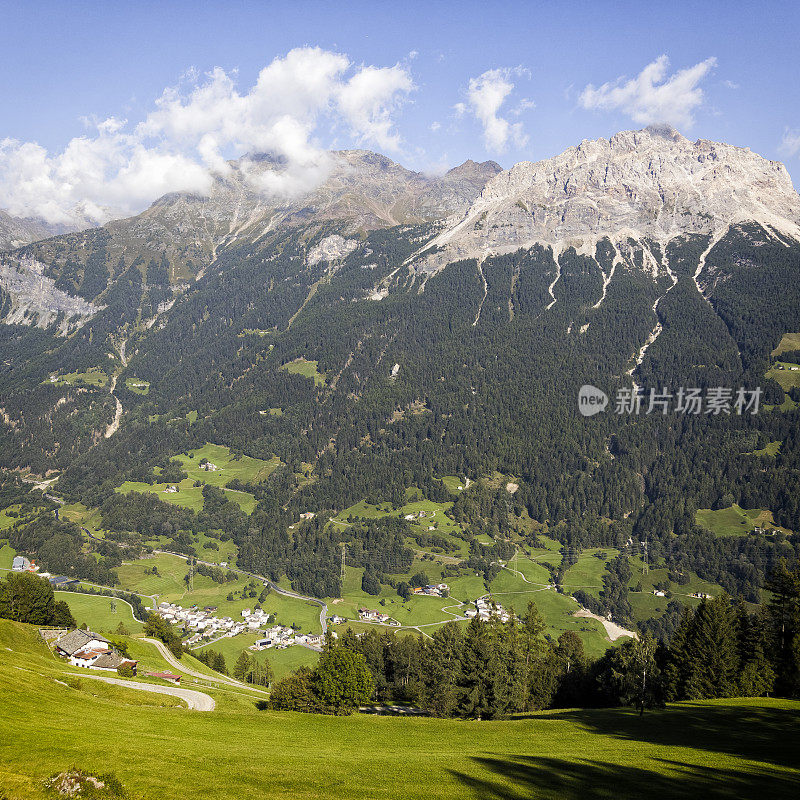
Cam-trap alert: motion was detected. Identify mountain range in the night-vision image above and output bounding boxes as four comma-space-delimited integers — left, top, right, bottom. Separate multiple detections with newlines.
2, 125, 799, 631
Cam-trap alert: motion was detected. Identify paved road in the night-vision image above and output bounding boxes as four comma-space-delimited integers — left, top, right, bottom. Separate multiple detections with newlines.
78, 673, 215, 710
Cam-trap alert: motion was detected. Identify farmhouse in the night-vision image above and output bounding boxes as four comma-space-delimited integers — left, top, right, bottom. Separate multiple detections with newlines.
53, 629, 137, 674
11, 555, 32, 571
146, 672, 181, 685
358, 608, 391, 623
48, 575, 78, 588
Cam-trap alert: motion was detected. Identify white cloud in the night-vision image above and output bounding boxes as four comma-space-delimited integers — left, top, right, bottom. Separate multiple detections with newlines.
430, 121, 441, 132
780, 128, 800, 157
0, 47, 414, 225
456, 67, 530, 153
578, 55, 717, 129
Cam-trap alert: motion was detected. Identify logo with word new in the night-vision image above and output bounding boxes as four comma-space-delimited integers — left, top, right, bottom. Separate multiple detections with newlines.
578, 385, 608, 416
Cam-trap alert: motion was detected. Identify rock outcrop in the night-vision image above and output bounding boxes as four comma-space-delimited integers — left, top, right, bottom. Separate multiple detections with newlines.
411, 125, 800, 274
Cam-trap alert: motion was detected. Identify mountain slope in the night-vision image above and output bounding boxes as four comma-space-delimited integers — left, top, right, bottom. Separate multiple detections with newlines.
2, 127, 800, 629
0, 210, 77, 251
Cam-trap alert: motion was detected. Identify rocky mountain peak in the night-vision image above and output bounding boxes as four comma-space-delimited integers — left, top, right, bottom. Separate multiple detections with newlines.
412, 126, 800, 273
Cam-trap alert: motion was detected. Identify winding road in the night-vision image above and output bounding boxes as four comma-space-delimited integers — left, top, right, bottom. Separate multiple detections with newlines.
78, 673, 216, 710
141, 637, 270, 695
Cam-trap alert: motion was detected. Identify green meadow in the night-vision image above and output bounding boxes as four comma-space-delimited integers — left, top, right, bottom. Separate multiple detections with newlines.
115, 443, 280, 514
55, 591, 145, 635
280, 357, 326, 386
696, 504, 790, 538
125, 377, 150, 395
44, 368, 108, 388
766, 361, 800, 392
772, 332, 800, 356
2, 620, 799, 800
0, 540, 17, 569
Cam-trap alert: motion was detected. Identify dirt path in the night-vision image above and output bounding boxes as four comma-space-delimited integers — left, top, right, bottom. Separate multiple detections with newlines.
573, 608, 638, 641
140, 637, 270, 695
78, 673, 215, 710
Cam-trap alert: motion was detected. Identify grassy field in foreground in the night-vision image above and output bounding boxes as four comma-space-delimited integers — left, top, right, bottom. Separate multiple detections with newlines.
1, 620, 799, 800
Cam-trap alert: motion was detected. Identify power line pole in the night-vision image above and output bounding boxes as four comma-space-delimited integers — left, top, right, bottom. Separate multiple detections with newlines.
640, 540, 649, 575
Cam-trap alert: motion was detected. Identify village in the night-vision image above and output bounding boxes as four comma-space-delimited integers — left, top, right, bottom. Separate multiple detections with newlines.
156, 601, 323, 651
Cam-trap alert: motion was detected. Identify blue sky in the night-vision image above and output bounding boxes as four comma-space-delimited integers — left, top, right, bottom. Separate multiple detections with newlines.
1, 0, 798, 223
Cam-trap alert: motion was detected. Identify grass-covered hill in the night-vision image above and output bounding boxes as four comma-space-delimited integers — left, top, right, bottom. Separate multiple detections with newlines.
1, 619, 799, 800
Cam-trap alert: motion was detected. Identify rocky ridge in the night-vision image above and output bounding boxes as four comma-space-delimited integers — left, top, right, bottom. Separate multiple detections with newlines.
408, 125, 800, 276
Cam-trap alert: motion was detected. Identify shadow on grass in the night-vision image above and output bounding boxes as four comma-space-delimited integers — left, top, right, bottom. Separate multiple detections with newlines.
450, 755, 800, 800
539, 702, 800, 770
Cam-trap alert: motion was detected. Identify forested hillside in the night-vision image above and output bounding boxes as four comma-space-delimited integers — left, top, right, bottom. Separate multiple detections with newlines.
2, 132, 800, 648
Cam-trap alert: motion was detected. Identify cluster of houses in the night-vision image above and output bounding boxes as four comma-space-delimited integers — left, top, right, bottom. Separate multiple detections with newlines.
464, 596, 511, 622
250, 625, 323, 651
403, 510, 429, 521
158, 602, 247, 644
53, 629, 138, 674
774, 363, 800, 371
412, 583, 449, 598
752, 526, 779, 536
199, 461, 219, 472
157, 602, 322, 651
358, 608, 400, 625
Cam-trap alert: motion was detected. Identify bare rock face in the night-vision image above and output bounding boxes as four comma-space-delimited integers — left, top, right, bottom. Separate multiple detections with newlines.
0, 254, 101, 334
22, 151, 501, 287
412, 125, 800, 273
307, 234, 360, 266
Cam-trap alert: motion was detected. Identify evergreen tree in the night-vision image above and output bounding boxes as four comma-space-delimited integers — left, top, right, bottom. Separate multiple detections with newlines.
735, 602, 774, 697
662, 607, 693, 701
458, 618, 497, 719
234, 650, 253, 682
419, 622, 463, 716
765, 559, 800, 697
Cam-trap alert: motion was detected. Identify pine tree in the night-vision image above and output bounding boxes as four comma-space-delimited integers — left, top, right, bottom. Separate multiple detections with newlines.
685, 596, 739, 699
663, 606, 693, 701
499, 613, 527, 714
765, 559, 800, 697
458, 618, 494, 719
735, 603, 774, 697
233, 650, 252, 682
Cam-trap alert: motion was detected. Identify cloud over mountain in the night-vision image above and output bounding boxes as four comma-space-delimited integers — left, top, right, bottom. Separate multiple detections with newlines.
579, 55, 716, 129
455, 67, 531, 153
0, 47, 414, 226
